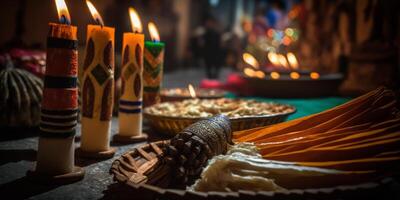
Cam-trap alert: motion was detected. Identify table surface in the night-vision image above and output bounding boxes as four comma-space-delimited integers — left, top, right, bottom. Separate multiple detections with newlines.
0, 97, 350, 200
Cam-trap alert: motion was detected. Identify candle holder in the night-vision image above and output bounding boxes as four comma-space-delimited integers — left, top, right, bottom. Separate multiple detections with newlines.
27, 23, 84, 184
242, 70, 344, 98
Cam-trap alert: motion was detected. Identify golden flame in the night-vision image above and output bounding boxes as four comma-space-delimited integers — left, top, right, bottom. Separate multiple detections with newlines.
310, 72, 320, 80
242, 53, 259, 69
270, 72, 280, 79
286, 52, 299, 70
86, 1, 104, 26
188, 84, 196, 98
244, 68, 255, 77
277, 54, 289, 69
290, 72, 300, 79
55, 0, 71, 24
148, 22, 160, 42
267, 52, 280, 66
129, 7, 142, 33
255, 70, 265, 79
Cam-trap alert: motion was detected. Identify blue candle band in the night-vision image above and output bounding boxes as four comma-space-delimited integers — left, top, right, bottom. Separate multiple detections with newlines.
119, 108, 141, 114
119, 100, 142, 106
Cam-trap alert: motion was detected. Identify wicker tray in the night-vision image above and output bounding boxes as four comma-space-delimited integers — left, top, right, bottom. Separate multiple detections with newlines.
110, 141, 396, 200
143, 105, 296, 136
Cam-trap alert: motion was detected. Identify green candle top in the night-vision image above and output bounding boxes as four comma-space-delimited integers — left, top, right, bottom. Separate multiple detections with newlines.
145, 41, 165, 57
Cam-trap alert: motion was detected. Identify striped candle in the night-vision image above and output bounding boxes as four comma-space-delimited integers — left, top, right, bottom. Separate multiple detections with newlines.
35, 22, 79, 175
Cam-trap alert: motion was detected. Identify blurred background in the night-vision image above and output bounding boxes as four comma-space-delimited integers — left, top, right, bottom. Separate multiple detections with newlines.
0, 0, 399, 95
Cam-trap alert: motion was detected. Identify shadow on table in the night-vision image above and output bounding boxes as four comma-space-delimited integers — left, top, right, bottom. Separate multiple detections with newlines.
0, 127, 39, 142
0, 149, 37, 166
0, 176, 61, 200
101, 182, 156, 200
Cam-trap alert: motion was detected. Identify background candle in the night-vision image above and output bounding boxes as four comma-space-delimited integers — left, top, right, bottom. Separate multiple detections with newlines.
115, 7, 147, 142
80, 1, 115, 157
143, 22, 165, 107
32, 0, 83, 181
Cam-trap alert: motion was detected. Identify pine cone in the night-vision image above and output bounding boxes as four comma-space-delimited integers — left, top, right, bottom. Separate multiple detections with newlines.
164, 115, 232, 183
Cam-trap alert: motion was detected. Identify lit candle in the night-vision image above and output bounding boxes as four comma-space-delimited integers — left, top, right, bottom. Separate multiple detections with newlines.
310, 72, 320, 79
242, 53, 259, 69
143, 22, 165, 107
290, 72, 300, 80
114, 7, 147, 143
286, 52, 299, 70
270, 71, 280, 79
79, 0, 115, 158
29, 0, 84, 183
188, 84, 197, 98
242, 52, 265, 79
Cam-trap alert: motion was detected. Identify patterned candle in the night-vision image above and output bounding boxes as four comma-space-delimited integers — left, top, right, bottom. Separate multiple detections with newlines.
114, 7, 147, 143
143, 22, 165, 107
79, 0, 115, 158
29, 0, 84, 183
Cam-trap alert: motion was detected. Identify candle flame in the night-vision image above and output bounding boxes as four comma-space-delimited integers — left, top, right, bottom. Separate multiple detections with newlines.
286, 52, 299, 70
129, 7, 142, 33
86, 0, 104, 26
188, 84, 196, 98
267, 52, 280, 66
277, 54, 289, 69
310, 72, 320, 79
290, 72, 300, 79
255, 70, 265, 79
244, 68, 264, 79
55, 0, 71, 24
244, 68, 255, 77
242, 53, 259, 69
148, 22, 160, 42
270, 72, 280, 79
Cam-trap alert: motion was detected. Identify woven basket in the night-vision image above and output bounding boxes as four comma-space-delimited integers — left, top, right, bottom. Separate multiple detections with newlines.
110, 141, 395, 200
143, 106, 296, 136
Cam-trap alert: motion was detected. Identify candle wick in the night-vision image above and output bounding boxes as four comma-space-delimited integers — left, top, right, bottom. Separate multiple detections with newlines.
60, 15, 71, 25
96, 18, 103, 28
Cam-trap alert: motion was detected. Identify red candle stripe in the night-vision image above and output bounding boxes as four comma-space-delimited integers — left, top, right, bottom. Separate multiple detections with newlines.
42, 88, 78, 110
46, 48, 78, 77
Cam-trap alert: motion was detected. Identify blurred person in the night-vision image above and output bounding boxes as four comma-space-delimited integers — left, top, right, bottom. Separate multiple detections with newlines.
203, 15, 222, 79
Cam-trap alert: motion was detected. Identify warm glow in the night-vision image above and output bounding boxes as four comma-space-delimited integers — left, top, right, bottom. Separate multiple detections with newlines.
267, 52, 280, 66
277, 54, 289, 69
254, 70, 265, 79
270, 72, 280, 79
129, 7, 142, 33
86, 1, 104, 26
244, 68, 255, 77
188, 84, 196, 98
242, 53, 259, 69
310, 72, 320, 80
290, 72, 300, 79
55, 0, 71, 24
287, 52, 299, 70
148, 22, 160, 42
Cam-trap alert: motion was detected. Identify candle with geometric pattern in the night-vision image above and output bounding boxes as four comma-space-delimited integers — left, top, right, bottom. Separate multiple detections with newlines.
114, 7, 147, 143
143, 22, 165, 107
79, 1, 115, 158
29, 0, 84, 183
